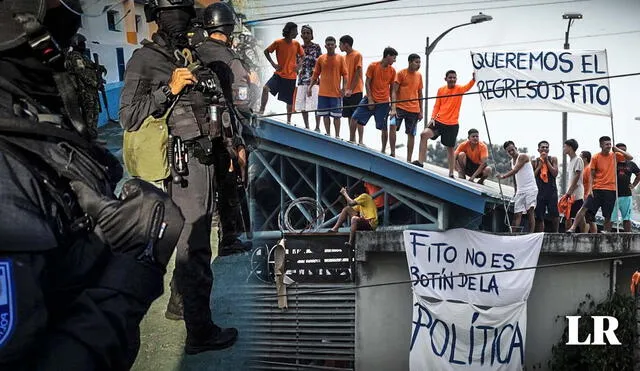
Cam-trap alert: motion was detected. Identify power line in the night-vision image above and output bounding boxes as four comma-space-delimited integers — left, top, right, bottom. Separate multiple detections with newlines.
258, 71, 640, 119
359, 30, 640, 59
243, 0, 350, 10
246, 0, 400, 24
255, 0, 514, 18
254, 252, 640, 300
252, 0, 587, 25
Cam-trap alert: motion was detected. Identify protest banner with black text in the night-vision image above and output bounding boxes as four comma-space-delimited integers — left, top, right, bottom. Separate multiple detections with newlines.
471, 50, 611, 116
404, 229, 543, 371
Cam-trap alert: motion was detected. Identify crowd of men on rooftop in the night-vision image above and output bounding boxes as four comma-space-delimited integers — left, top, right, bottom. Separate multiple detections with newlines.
257, 22, 640, 234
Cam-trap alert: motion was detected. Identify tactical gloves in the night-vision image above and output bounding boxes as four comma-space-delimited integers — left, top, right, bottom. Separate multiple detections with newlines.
71, 178, 184, 270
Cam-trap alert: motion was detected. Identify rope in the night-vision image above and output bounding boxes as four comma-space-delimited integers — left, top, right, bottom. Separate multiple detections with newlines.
257, 71, 640, 119
481, 110, 513, 231
254, 251, 640, 300
245, 0, 400, 24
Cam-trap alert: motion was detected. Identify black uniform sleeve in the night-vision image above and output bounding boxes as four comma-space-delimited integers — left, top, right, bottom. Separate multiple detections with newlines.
37, 253, 164, 370
119, 49, 170, 131
0, 152, 164, 370
0, 151, 58, 250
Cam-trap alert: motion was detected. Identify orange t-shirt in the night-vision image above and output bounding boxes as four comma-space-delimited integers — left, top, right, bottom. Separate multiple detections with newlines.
431, 80, 475, 125
590, 152, 624, 191
364, 182, 397, 208
365, 61, 396, 103
267, 38, 304, 80
395, 69, 423, 113
583, 165, 592, 198
454, 140, 489, 165
345, 50, 363, 94
312, 54, 348, 98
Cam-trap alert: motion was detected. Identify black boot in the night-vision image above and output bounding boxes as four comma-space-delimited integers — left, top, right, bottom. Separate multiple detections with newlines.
185, 325, 239, 355
165, 280, 184, 321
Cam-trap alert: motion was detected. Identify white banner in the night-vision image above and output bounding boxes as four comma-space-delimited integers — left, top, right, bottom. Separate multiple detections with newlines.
471, 50, 611, 116
404, 229, 543, 306
405, 229, 542, 371
409, 296, 527, 371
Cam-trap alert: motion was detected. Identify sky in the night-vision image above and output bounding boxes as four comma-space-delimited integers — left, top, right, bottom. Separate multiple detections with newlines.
246, 0, 640, 165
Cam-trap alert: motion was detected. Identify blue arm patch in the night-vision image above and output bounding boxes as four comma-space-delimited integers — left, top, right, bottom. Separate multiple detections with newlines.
0, 260, 16, 348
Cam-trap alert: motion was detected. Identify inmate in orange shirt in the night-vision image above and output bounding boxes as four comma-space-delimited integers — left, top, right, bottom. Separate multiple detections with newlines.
267, 38, 304, 80
583, 165, 591, 198
365, 61, 396, 103
590, 152, 624, 191
345, 50, 363, 94
431, 79, 475, 125
312, 54, 348, 98
395, 69, 423, 113
455, 140, 489, 165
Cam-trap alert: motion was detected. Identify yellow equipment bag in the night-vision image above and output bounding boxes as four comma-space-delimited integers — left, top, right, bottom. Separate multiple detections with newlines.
122, 111, 170, 183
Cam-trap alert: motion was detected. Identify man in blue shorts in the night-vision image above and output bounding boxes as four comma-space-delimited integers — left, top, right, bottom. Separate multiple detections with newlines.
308, 36, 348, 138
259, 22, 304, 124
350, 47, 397, 150
612, 143, 640, 232
390, 53, 423, 160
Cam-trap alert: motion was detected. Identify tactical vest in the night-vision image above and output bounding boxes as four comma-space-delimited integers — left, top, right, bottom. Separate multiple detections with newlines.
195, 38, 254, 112
0, 118, 121, 252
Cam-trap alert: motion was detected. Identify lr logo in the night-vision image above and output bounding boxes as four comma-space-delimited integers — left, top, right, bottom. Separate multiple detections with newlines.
565, 316, 621, 345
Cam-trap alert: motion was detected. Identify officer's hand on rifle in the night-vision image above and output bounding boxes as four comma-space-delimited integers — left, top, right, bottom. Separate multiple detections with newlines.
168, 67, 197, 95
70, 179, 185, 270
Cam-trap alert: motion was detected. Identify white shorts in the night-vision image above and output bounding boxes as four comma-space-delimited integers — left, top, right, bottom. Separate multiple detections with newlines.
295, 84, 319, 112
513, 189, 538, 214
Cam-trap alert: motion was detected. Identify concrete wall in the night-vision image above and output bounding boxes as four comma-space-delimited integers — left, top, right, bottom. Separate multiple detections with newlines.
355, 232, 638, 371
356, 253, 413, 371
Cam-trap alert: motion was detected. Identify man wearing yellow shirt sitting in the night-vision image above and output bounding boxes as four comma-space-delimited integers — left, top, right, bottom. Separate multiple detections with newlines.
329, 185, 379, 247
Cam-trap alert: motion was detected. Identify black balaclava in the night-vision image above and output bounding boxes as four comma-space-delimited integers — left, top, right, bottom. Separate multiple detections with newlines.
156, 8, 193, 48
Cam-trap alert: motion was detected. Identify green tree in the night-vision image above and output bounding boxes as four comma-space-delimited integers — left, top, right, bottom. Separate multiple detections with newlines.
426, 141, 528, 185
549, 292, 636, 371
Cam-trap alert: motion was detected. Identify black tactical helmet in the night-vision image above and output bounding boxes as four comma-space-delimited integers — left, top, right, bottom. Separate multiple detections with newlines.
0, 0, 89, 52
144, 0, 195, 22
69, 33, 87, 52
203, 2, 237, 36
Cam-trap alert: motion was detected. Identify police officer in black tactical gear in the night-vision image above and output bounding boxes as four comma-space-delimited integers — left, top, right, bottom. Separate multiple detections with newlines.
119, 0, 240, 353
65, 33, 107, 139
0, 1, 185, 369
196, 2, 254, 257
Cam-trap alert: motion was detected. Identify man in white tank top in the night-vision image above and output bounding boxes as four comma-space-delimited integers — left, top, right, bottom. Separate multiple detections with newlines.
497, 141, 538, 233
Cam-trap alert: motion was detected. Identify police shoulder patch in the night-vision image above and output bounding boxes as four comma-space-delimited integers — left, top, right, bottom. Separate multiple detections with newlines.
0, 259, 16, 348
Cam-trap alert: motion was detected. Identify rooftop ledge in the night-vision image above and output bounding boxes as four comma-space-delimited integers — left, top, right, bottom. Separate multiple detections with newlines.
354, 230, 640, 262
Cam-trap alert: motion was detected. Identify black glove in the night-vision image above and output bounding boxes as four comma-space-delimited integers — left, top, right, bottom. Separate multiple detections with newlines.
70, 179, 184, 269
